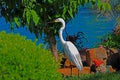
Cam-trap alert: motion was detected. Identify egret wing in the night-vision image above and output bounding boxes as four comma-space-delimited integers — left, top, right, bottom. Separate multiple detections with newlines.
63, 41, 83, 70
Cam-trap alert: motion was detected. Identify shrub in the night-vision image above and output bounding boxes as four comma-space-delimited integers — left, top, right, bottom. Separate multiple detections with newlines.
101, 33, 120, 48
0, 31, 62, 80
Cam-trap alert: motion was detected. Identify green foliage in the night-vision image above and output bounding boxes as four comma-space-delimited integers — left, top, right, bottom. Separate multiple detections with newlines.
110, 0, 120, 11
0, 31, 62, 80
95, 0, 112, 11
115, 4, 120, 11
23, 8, 40, 26
31, 10, 40, 26
14, 17, 21, 27
103, 3, 111, 11
101, 33, 120, 48
24, 9, 31, 25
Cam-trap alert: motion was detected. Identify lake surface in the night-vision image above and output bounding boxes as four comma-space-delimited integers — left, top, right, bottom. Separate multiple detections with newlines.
0, 7, 116, 49
66, 7, 116, 48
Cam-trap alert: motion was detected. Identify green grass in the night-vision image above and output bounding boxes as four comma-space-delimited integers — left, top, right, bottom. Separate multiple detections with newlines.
63, 72, 120, 80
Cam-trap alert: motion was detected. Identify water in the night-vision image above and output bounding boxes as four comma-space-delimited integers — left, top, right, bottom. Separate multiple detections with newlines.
65, 7, 116, 48
0, 17, 44, 44
0, 8, 116, 49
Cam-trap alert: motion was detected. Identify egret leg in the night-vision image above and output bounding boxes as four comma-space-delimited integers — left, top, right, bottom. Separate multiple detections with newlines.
78, 69, 79, 78
70, 62, 72, 76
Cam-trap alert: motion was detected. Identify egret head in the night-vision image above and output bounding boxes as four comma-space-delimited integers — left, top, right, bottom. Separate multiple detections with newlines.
48, 18, 64, 23
48, 18, 65, 30
54, 18, 64, 23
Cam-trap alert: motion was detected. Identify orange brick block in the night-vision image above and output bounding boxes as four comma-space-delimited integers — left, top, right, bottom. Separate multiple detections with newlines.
58, 67, 90, 76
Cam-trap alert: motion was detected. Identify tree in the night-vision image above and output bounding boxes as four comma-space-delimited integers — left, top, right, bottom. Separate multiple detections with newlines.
0, 0, 111, 61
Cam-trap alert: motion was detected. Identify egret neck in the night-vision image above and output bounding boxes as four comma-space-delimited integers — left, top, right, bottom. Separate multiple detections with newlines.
59, 19, 66, 45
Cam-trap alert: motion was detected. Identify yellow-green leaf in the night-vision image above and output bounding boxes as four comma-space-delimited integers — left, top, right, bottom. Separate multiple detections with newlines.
85, 0, 88, 3
26, 9, 31, 25
97, 0, 102, 10
14, 17, 20, 27
103, 3, 106, 11
31, 10, 40, 26
68, 8, 73, 18
107, 3, 111, 11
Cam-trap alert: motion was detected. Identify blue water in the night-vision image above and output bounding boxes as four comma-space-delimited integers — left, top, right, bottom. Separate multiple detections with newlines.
65, 8, 116, 48
0, 8, 116, 49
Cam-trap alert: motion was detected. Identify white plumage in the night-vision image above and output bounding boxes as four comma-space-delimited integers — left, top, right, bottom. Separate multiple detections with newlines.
54, 18, 83, 71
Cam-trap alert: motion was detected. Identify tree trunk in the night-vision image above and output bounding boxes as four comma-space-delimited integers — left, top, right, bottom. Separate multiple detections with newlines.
47, 35, 59, 61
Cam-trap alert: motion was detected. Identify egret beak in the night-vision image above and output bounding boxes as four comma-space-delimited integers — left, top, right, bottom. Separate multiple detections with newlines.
48, 19, 58, 24
48, 20, 56, 24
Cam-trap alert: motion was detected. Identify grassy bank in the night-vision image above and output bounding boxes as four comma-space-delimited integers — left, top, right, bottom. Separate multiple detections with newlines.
63, 72, 120, 80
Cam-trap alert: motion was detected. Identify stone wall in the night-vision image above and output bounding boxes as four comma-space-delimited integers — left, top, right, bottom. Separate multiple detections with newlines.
86, 46, 107, 66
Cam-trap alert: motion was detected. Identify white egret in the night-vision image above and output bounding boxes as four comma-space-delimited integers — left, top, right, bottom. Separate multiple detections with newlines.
50, 18, 83, 72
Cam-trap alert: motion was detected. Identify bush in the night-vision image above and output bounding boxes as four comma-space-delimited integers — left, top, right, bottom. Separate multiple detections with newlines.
101, 33, 120, 48
0, 31, 62, 80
